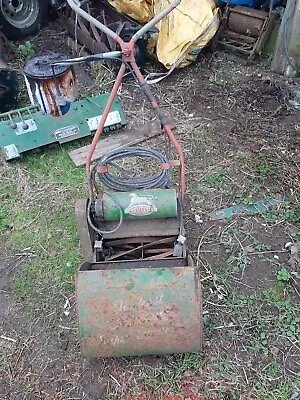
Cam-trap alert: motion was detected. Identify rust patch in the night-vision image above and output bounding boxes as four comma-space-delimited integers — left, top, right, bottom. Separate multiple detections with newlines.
39, 68, 77, 117
77, 266, 203, 357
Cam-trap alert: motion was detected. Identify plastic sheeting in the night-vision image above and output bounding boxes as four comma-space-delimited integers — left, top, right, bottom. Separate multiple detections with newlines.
155, 0, 219, 69
108, 0, 219, 69
108, 0, 154, 24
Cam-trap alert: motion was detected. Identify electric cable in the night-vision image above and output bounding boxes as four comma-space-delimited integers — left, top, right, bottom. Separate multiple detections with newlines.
92, 147, 170, 192
87, 192, 123, 236
177, 196, 184, 237
51, 56, 139, 82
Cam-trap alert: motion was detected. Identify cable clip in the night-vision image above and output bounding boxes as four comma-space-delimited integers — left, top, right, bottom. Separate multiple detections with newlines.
97, 165, 108, 174
160, 160, 181, 170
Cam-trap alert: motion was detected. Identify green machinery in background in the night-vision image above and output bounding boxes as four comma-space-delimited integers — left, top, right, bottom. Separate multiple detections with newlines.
0, 94, 125, 160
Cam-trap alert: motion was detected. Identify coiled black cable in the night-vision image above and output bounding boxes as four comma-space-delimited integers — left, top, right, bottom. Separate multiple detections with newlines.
92, 146, 170, 192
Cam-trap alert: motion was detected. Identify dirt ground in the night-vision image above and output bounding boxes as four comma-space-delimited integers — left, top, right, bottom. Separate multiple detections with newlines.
1, 16, 300, 400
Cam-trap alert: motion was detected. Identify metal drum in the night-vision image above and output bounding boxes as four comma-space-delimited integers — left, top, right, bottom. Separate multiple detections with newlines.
227, 6, 267, 38
23, 53, 77, 117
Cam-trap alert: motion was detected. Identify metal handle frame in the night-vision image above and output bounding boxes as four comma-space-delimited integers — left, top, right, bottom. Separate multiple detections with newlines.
66, 0, 185, 200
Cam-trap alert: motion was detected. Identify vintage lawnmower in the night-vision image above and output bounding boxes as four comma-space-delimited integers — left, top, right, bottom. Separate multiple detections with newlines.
60, 0, 203, 358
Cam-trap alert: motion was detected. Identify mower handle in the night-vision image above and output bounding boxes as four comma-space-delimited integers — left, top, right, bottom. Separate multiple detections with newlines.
66, 0, 181, 44
66, 0, 186, 200
67, 0, 118, 42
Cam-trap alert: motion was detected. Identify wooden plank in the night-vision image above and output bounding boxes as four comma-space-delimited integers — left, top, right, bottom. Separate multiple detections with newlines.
68, 120, 175, 167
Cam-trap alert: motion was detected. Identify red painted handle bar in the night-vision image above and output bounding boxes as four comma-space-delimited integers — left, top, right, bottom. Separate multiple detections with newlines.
66, 0, 185, 200
67, 0, 181, 44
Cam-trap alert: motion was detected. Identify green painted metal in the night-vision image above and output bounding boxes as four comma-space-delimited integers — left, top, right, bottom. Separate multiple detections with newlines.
76, 264, 202, 357
95, 189, 178, 221
209, 196, 283, 220
0, 94, 126, 160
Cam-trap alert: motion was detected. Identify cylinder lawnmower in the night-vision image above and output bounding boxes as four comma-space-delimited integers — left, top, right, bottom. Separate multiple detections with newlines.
59, 0, 203, 358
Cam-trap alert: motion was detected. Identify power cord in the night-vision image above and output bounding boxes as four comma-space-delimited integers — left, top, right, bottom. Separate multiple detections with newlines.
92, 147, 170, 192
87, 193, 123, 236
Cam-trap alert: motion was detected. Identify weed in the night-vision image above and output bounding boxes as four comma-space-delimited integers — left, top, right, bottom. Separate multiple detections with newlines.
216, 78, 228, 88
260, 331, 268, 352
204, 169, 231, 188
254, 380, 300, 400
264, 198, 300, 228
0, 204, 8, 232
290, 231, 300, 242
277, 267, 291, 283
142, 353, 203, 394
257, 163, 270, 179
263, 284, 285, 304
212, 355, 231, 379
253, 240, 272, 252
18, 41, 36, 58
226, 250, 249, 273
265, 361, 280, 377
277, 311, 300, 342
256, 160, 283, 181
262, 289, 300, 342
90, 61, 115, 90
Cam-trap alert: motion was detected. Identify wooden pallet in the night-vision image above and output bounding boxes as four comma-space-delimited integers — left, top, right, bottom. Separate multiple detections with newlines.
68, 120, 174, 167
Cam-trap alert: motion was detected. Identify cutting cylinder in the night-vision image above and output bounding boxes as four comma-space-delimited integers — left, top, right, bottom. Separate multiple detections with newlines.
94, 189, 178, 221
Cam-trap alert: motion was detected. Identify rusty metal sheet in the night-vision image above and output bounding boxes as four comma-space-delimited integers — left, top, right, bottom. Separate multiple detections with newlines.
76, 265, 202, 357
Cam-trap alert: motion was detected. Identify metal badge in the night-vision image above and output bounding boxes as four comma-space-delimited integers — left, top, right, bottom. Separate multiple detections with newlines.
87, 111, 121, 131
53, 125, 80, 141
124, 193, 158, 217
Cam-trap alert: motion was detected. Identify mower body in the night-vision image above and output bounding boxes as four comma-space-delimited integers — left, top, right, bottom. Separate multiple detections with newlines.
75, 194, 203, 358
68, 0, 202, 359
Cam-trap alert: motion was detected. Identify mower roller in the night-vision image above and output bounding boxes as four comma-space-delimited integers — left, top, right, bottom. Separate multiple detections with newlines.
62, 0, 203, 358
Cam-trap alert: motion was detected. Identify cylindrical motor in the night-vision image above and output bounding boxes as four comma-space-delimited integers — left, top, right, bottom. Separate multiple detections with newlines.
23, 53, 77, 117
95, 189, 178, 221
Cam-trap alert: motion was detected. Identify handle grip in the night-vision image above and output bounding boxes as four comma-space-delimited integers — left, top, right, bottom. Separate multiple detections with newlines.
51, 51, 122, 67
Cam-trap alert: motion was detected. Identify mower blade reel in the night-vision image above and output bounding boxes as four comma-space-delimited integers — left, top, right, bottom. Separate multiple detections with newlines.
76, 265, 202, 357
